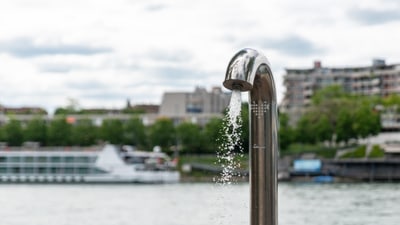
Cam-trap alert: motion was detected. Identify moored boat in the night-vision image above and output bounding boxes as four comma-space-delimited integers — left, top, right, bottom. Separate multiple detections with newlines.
0, 144, 180, 183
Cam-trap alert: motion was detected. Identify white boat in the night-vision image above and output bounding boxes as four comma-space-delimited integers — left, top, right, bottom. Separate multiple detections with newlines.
0, 145, 180, 183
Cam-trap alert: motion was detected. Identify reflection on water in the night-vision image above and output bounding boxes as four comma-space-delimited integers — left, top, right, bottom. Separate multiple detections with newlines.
0, 183, 399, 225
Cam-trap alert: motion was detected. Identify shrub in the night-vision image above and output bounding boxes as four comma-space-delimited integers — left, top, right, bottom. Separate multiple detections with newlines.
340, 145, 366, 158
368, 145, 385, 158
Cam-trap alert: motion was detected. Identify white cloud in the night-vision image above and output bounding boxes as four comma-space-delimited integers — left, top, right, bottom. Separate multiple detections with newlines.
0, 0, 399, 113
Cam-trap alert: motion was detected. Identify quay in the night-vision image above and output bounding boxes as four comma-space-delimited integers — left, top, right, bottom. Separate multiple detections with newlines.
183, 157, 400, 182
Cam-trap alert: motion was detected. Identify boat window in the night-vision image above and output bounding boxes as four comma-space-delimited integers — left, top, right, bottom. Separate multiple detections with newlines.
0, 167, 6, 173
11, 167, 20, 174
129, 156, 146, 164
50, 168, 58, 174
38, 167, 47, 174
65, 168, 74, 174
38, 156, 47, 163
9, 157, 20, 163
50, 156, 61, 163
0, 157, 7, 163
65, 157, 74, 163
25, 157, 34, 163
23, 167, 34, 174
78, 168, 89, 174
75, 157, 90, 163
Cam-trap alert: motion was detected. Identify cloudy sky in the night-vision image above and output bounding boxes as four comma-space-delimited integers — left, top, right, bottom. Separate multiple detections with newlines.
1, 0, 399, 113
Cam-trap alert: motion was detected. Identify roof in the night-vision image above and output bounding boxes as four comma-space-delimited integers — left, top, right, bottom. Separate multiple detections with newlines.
285, 63, 400, 74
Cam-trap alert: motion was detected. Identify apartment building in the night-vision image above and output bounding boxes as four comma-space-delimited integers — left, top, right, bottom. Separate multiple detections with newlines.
280, 59, 400, 127
159, 86, 231, 125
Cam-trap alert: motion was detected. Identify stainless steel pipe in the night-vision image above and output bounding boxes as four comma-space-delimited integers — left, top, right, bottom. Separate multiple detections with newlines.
223, 48, 278, 225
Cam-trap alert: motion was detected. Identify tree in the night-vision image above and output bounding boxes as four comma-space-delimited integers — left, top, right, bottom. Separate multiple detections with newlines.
203, 117, 224, 153
176, 122, 204, 153
0, 125, 5, 142
352, 99, 380, 139
312, 85, 349, 105
148, 118, 175, 151
336, 109, 355, 143
71, 118, 98, 146
4, 120, 24, 146
123, 117, 147, 148
24, 117, 47, 146
278, 112, 295, 150
47, 117, 72, 146
381, 94, 400, 108
314, 114, 333, 143
100, 119, 124, 144
295, 113, 318, 144
294, 85, 381, 146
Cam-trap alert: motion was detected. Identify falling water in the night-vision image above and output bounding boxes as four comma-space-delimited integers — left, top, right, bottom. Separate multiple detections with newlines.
215, 89, 244, 185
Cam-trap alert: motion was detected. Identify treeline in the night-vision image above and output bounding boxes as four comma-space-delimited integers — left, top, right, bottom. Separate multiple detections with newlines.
0, 116, 233, 154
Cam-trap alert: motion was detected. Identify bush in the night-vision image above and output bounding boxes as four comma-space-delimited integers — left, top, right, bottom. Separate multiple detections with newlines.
368, 145, 385, 158
340, 145, 366, 158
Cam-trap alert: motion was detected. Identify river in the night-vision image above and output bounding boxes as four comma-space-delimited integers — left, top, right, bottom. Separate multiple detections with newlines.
0, 183, 399, 225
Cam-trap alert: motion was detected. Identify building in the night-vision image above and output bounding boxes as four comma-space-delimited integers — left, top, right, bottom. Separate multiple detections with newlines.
0, 86, 231, 127
280, 59, 400, 127
159, 86, 231, 125
0, 106, 47, 115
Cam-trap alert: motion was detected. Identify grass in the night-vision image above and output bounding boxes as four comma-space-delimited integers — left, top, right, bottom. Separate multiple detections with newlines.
282, 143, 337, 159
340, 145, 366, 158
368, 145, 385, 158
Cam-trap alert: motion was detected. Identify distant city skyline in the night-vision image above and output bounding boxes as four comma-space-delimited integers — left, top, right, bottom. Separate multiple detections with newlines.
1, 0, 400, 114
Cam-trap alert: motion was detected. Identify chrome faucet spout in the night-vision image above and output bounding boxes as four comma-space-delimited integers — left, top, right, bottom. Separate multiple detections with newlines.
223, 48, 278, 225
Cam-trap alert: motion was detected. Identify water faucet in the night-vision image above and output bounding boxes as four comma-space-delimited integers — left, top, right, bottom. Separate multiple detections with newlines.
223, 48, 278, 225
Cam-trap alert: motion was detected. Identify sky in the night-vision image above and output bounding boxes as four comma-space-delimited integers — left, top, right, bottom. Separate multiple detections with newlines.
1, 0, 400, 114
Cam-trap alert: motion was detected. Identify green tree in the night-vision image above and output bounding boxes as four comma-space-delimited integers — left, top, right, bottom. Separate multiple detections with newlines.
352, 99, 380, 139
295, 113, 318, 144
176, 122, 204, 153
0, 125, 5, 142
312, 85, 349, 105
47, 117, 72, 146
24, 117, 47, 146
123, 117, 147, 148
4, 120, 24, 146
203, 117, 224, 153
148, 118, 175, 151
71, 118, 98, 146
314, 114, 333, 142
381, 94, 400, 108
336, 109, 355, 143
100, 119, 124, 144
278, 112, 295, 150
295, 85, 381, 145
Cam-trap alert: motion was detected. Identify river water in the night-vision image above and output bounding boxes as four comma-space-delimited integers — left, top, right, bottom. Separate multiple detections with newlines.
0, 183, 399, 225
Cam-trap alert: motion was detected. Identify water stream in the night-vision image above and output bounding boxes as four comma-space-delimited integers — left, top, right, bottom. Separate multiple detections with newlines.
215, 90, 244, 185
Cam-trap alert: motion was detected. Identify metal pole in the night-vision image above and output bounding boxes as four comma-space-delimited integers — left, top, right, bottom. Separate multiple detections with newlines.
223, 48, 278, 225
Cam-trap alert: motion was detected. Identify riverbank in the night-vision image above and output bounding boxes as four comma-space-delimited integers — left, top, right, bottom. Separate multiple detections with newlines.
179, 154, 400, 183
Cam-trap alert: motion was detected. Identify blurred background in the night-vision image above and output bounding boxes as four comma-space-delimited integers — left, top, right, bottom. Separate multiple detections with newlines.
1, 0, 400, 225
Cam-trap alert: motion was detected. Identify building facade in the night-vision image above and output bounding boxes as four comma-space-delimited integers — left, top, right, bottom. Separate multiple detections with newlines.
280, 60, 400, 127
159, 86, 231, 125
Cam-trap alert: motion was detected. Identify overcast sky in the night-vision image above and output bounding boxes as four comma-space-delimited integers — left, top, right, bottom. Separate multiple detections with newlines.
1, 0, 400, 113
